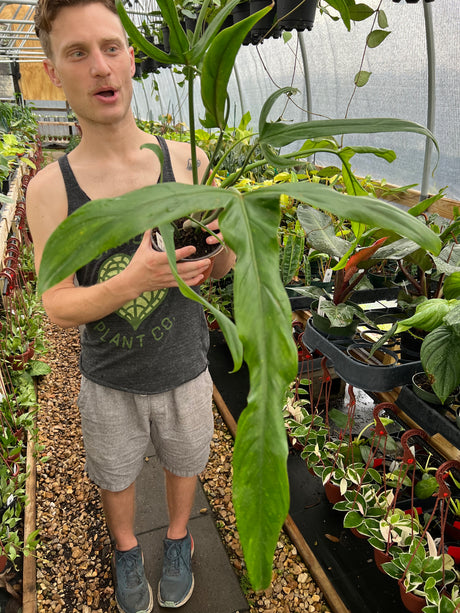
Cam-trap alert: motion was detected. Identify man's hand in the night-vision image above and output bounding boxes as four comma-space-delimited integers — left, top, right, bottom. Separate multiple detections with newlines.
124, 230, 211, 293
204, 219, 224, 246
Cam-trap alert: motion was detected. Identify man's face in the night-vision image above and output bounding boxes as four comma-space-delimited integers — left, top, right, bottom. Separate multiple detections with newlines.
43, 2, 135, 127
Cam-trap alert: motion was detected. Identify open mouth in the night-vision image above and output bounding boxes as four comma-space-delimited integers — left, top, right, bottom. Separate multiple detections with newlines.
96, 89, 115, 97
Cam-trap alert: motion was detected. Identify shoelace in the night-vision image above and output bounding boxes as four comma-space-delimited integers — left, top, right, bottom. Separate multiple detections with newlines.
118, 549, 143, 589
164, 541, 186, 576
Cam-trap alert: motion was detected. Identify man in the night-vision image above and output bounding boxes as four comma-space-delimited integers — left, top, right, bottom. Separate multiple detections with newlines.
27, 2, 235, 611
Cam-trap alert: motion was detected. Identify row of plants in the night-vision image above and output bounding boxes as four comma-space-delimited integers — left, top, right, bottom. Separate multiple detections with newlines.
283, 374, 460, 612
0, 138, 49, 603
0, 101, 39, 198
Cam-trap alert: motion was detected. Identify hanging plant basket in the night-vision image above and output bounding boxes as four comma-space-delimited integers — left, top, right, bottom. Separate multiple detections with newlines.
231, 0, 251, 45
302, 318, 422, 392
249, 0, 280, 44
398, 582, 426, 613
5, 342, 35, 371
277, 0, 318, 32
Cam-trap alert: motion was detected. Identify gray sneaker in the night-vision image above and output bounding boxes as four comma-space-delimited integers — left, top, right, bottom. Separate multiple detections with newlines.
112, 543, 154, 613
157, 530, 194, 608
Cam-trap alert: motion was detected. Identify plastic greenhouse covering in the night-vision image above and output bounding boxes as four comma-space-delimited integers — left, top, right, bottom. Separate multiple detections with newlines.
131, 0, 460, 201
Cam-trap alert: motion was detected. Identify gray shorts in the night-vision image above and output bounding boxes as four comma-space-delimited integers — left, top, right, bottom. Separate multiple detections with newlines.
77, 369, 214, 492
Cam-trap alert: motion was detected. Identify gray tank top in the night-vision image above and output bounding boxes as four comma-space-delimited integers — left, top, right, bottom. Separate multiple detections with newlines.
58, 136, 209, 394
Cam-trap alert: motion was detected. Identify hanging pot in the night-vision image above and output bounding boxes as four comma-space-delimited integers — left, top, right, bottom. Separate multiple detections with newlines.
249, 0, 280, 44
373, 547, 393, 573
400, 329, 425, 362
231, 0, 251, 45
277, 0, 318, 32
5, 343, 35, 371
398, 582, 426, 613
323, 480, 344, 504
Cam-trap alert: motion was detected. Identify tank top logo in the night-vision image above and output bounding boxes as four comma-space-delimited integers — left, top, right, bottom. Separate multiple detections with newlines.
98, 253, 168, 331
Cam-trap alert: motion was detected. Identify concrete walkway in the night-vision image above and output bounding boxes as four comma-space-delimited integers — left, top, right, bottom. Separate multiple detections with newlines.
134, 445, 250, 613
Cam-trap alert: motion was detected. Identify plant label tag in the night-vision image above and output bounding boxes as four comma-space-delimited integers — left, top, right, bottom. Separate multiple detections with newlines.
7, 494, 14, 507
317, 296, 327, 317
323, 269, 333, 283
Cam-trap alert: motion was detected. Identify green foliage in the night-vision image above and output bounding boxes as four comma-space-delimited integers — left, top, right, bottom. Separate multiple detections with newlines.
0, 238, 48, 567
395, 300, 460, 402
382, 537, 457, 600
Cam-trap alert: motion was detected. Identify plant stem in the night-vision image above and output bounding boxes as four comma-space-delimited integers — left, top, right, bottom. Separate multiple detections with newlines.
187, 67, 198, 185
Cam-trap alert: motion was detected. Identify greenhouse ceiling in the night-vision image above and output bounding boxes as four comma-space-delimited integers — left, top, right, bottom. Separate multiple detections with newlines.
0, 0, 157, 63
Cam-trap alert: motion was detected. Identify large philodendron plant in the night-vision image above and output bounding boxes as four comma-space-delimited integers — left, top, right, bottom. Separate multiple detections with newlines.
37, 0, 443, 590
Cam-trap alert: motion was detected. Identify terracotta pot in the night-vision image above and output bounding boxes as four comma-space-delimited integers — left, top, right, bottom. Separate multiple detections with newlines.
6, 343, 35, 370
0, 555, 7, 573
373, 547, 392, 573
399, 582, 426, 613
323, 480, 344, 504
350, 526, 367, 539
151, 231, 224, 282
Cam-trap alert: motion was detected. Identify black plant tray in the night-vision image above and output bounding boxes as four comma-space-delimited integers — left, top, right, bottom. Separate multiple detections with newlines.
302, 318, 422, 392
396, 385, 460, 449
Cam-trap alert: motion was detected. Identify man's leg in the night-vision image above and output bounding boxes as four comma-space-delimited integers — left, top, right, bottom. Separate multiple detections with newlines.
164, 470, 197, 539
158, 470, 197, 608
102, 484, 153, 613
101, 483, 138, 550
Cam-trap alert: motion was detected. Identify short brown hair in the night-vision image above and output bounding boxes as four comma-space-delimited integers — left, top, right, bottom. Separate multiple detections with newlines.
35, 0, 118, 58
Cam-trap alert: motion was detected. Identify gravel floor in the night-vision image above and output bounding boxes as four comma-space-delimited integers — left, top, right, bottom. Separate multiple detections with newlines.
35, 320, 331, 613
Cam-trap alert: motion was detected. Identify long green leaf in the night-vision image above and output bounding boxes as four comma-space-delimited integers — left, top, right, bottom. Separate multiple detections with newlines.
263, 116, 439, 153
262, 183, 442, 255
116, 0, 181, 64
200, 5, 273, 128
223, 188, 298, 589
38, 183, 237, 294
158, 222, 243, 370
258, 88, 439, 167
422, 325, 460, 403
154, 0, 189, 58
188, 0, 242, 64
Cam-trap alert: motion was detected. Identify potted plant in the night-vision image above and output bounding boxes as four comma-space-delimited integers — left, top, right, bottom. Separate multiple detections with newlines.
393, 299, 460, 404
382, 536, 458, 613
36, 0, 444, 589
293, 206, 392, 335
422, 584, 460, 613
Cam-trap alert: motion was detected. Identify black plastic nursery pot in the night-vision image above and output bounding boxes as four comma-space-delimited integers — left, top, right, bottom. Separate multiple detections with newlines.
277, 0, 318, 32
396, 385, 460, 449
249, 0, 280, 43
231, 0, 252, 45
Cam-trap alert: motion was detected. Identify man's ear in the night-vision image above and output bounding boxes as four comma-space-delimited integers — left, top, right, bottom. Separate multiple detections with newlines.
43, 58, 62, 88
128, 46, 136, 78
